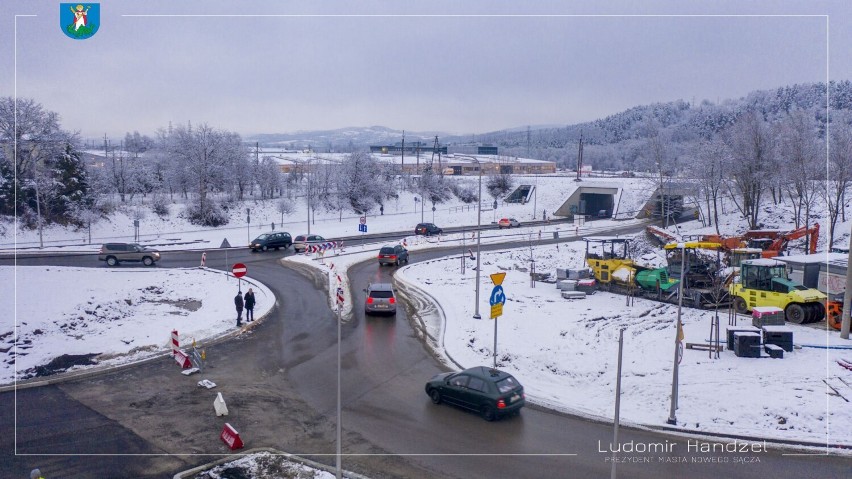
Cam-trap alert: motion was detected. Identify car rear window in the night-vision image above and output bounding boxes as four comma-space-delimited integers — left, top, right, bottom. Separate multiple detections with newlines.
295, 235, 306, 241
495, 376, 520, 394
369, 290, 394, 299
379, 247, 395, 254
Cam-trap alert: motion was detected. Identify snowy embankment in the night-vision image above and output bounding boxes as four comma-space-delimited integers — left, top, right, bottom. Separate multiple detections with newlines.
0, 266, 274, 385
394, 244, 852, 447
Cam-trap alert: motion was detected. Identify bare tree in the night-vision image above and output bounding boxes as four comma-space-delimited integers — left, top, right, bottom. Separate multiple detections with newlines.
777, 109, 821, 232
723, 111, 776, 229
687, 139, 727, 234
827, 113, 852, 248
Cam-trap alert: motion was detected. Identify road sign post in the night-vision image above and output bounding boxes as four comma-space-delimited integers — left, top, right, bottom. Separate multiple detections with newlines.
489, 273, 507, 368
232, 263, 247, 292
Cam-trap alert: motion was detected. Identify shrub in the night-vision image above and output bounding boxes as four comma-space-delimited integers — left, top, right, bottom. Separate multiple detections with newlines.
183, 201, 229, 227
151, 196, 170, 217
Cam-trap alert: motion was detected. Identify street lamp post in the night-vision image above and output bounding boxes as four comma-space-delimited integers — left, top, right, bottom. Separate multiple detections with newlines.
473, 159, 483, 320
667, 243, 686, 425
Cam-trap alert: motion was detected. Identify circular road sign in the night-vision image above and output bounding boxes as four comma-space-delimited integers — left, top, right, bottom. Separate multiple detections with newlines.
232, 263, 247, 278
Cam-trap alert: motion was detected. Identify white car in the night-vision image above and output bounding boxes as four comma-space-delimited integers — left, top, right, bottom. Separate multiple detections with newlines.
498, 218, 521, 229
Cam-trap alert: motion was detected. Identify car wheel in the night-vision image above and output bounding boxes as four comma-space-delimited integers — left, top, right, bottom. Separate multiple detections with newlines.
262, 245, 268, 252
480, 405, 496, 422
106, 256, 118, 267
733, 297, 749, 315
395, 259, 400, 267
429, 389, 442, 404
142, 256, 154, 266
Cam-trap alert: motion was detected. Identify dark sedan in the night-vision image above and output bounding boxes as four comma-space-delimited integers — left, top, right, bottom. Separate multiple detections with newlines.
425, 366, 525, 421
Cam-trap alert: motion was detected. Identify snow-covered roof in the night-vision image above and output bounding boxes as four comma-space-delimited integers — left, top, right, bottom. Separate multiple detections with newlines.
774, 253, 847, 266
742, 258, 784, 266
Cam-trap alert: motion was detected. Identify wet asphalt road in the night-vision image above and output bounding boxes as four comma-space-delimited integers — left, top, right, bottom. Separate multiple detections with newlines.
1, 228, 851, 478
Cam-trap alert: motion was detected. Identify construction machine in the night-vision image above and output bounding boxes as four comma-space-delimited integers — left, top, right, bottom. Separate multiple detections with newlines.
742, 223, 819, 258
584, 237, 647, 288
730, 259, 827, 324
637, 241, 729, 308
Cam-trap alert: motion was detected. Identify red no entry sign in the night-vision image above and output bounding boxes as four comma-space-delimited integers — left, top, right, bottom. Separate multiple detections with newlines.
232, 263, 247, 278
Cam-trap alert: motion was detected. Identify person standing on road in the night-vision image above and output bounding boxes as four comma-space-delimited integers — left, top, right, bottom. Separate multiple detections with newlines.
244, 288, 256, 322
234, 292, 244, 327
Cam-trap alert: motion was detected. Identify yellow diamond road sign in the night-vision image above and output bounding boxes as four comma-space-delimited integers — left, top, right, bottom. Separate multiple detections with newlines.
490, 272, 506, 285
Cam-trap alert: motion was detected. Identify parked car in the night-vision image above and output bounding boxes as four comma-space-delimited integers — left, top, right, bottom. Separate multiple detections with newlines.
498, 218, 521, 229
425, 366, 525, 421
293, 234, 326, 253
250, 232, 292, 252
414, 223, 443, 236
364, 283, 397, 316
597, 209, 610, 218
98, 243, 161, 267
377, 245, 409, 266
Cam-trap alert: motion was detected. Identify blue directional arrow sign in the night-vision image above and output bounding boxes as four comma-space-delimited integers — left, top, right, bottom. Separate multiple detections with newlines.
489, 285, 506, 306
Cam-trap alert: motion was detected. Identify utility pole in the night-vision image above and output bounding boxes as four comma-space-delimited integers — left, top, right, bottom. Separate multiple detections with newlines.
841, 222, 852, 339
401, 130, 405, 177
576, 131, 584, 181
667, 244, 686, 424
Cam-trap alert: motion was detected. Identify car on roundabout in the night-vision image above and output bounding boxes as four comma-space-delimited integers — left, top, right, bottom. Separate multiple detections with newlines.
293, 234, 326, 253
414, 223, 443, 236
364, 283, 397, 316
98, 243, 161, 267
377, 245, 409, 266
249, 231, 292, 252
425, 366, 525, 421
498, 218, 521, 229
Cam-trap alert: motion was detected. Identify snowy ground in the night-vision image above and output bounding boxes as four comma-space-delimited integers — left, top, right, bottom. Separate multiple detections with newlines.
0, 266, 274, 385
185, 451, 336, 479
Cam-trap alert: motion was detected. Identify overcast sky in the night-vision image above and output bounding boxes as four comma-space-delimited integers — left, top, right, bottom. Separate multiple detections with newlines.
2, 1, 851, 140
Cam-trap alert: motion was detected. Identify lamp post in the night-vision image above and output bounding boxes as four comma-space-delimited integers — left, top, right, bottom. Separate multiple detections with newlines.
473, 158, 483, 320
667, 243, 686, 425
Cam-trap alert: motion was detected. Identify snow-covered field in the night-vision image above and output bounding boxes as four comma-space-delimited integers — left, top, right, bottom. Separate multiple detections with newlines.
0, 266, 274, 385
2, 172, 851, 448
0, 174, 650, 252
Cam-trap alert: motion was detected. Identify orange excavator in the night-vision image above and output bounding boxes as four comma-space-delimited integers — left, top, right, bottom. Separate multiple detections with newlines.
742, 223, 819, 258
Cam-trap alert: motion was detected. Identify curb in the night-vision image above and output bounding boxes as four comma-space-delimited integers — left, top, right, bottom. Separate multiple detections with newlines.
172, 448, 372, 479
0, 268, 274, 392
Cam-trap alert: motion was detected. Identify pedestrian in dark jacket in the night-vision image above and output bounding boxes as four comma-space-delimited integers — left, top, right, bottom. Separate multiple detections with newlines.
234, 292, 244, 326
244, 288, 256, 322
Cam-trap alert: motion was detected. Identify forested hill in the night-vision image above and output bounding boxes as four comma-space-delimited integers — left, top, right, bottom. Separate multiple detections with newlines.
464, 81, 852, 168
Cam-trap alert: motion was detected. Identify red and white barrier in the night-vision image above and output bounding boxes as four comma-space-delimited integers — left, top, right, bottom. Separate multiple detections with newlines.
220, 423, 244, 450
171, 329, 180, 355
170, 329, 192, 368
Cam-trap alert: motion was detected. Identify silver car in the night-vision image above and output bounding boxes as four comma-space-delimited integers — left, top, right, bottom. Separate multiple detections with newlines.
293, 234, 325, 253
364, 283, 397, 316
98, 243, 161, 267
